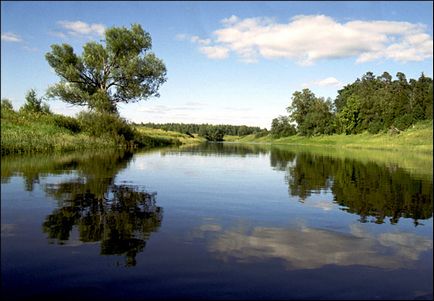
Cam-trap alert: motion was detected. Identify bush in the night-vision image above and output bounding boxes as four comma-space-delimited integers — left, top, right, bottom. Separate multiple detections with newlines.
393, 115, 414, 131
53, 114, 81, 133
78, 111, 136, 143
367, 120, 384, 134
254, 130, 269, 138
1, 98, 14, 111
19, 89, 51, 115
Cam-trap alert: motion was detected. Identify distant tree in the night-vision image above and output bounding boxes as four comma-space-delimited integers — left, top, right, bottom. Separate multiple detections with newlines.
299, 97, 336, 136
287, 88, 317, 127
277, 71, 431, 137
45, 24, 167, 114
287, 89, 335, 136
410, 73, 433, 121
1, 98, 14, 111
271, 116, 296, 138
20, 89, 51, 114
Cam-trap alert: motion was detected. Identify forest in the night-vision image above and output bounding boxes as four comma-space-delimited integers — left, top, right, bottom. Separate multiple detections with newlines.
271, 72, 433, 137
139, 122, 264, 141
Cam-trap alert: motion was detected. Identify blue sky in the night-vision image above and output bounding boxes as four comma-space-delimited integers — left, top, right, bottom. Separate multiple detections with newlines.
1, 1, 433, 129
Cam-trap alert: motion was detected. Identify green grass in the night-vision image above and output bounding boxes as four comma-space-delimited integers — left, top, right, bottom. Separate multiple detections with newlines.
0, 109, 202, 155
227, 120, 433, 153
1, 111, 115, 154
134, 126, 206, 145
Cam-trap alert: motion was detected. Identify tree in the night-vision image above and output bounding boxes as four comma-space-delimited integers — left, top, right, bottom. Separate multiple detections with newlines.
20, 89, 51, 114
287, 88, 317, 127
336, 94, 362, 134
271, 116, 296, 138
1, 98, 14, 111
299, 97, 336, 136
45, 24, 167, 114
287, 89, 335, 136
410, 73, 433, 121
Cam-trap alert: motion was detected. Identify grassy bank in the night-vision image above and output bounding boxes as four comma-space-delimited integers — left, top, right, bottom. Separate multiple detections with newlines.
134, 126, 205, 145
225, 120, 433, 153
0, 109, 201, 155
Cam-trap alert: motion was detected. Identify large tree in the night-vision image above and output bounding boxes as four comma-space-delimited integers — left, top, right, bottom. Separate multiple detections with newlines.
46, 24, 167, 114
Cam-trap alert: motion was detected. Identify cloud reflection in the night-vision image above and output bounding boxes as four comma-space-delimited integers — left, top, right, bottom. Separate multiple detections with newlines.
199, 223, 432, 270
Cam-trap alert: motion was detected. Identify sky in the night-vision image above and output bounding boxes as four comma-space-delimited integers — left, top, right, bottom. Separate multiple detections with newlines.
1, 1, 433, 129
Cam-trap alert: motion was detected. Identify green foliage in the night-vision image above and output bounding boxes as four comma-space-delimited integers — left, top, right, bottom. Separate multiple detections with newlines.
141, 122, 264, 140
1, 98, 14, 113
274, 72, 432, 137
299, 98, 336, 136
52, 114, 81, 133
1, 109, 178, 155
198, 126, 225, 141
271, 116, 296, 138
335, 72, 432, 135
287, 88, 317, 126
45, 24, 167, 114
393, 114, 414, 131
78, 111, 136, 143
254, 129, 269, 138
19, 89, 51, 114
286, 89, 336, 136
336, 95, 362, 134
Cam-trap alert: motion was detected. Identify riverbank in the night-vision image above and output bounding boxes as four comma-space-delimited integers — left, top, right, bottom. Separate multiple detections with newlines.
224, 120, 433, 153
0, 109, 202, 155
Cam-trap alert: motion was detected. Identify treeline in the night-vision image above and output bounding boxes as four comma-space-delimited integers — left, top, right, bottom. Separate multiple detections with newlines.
140, 122, 266, 141
271, 71, 433, 137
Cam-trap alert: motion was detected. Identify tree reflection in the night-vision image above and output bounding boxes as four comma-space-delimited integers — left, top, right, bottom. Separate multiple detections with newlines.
270, 148, 433, 225
162, 142, 270, 157
43, 184, 162, 266
2, 149, 163, 267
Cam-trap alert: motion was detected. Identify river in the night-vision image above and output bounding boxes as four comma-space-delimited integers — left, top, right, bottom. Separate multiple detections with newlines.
1, 143, 432, 300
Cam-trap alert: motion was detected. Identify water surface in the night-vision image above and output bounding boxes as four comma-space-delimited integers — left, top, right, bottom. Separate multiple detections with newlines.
1, 144, 432, 300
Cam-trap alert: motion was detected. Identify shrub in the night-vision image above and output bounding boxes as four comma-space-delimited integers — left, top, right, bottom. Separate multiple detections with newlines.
393, 115, 414, 131
367, 120, 384, 134
19, 89, 51, 114
254, 130, 269, 138
78, 111, 136, 143
1, 98, 14, 111
53, 114, 81, 133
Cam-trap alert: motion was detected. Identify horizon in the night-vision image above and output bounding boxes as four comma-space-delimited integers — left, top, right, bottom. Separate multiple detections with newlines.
1, 1, 433, 129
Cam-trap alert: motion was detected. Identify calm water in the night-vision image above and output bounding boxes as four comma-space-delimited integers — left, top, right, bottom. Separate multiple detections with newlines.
1, 143, 432, 300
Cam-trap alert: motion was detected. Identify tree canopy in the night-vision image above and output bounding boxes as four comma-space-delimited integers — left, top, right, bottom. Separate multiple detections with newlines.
272, 71, 432, 137
45, 24, 167, 114
20, 89, 51, 114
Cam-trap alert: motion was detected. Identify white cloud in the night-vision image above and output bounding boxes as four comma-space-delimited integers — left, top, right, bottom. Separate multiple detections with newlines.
302, 77, 343, 89
221, 15, 240, 26
23, 46, 39, 52
57, 20, 106, 38
177, 33, 229, 59
199, 46, 230, 59
175, 33, 188, 41
190, 35, 211, 46
315, 77, 343, 87
1, 32, 22, 42
186, 14, 433, 65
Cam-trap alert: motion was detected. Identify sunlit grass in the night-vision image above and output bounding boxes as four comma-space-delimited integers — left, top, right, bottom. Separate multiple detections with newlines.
134, 126, 205, 145
231, 120, 433, 153
0, 110, 196, 155
1, 115, 116, 155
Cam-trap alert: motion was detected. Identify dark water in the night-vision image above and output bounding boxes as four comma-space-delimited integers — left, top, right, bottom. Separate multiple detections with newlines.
1, 143, 432, 300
